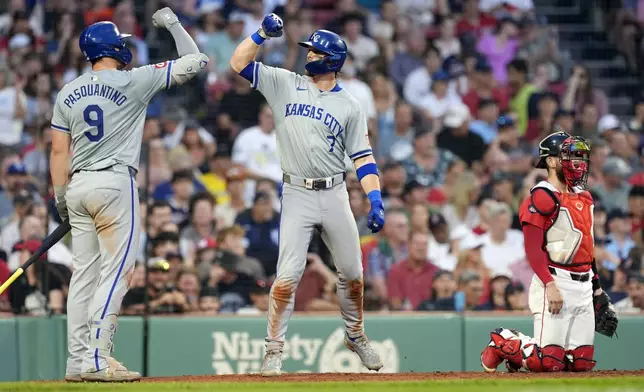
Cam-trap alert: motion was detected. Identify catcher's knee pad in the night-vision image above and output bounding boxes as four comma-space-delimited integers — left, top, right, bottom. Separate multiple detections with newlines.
567, 345, 596, 372
523, 344, 566, 372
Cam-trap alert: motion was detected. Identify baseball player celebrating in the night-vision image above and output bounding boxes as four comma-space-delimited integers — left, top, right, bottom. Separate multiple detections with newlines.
229, 15, 385, 376
50, 9, 208, 382
480, 132, 618, 373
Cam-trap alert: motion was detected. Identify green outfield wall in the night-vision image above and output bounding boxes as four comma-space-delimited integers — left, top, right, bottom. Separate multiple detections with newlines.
0, 313, 642, 381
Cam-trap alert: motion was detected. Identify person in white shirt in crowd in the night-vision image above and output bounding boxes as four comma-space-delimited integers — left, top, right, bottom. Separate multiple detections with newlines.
479, 0, 534, 16
435, 16, 461, 60
0, 69, 26, 151
162, 105, 215, 150
427, 212, 472, 272
240, 0, 267, 38
403, 45, 442, 108
231, 103, 281, 205
342, 13, 379, 71
480, 201, 525, 276
418, 70, 463, 123
340, 53, 376, 130
613, 274, 644, 314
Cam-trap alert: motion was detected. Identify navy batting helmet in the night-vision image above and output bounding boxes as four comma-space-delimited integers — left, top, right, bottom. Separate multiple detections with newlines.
535, 131, 570, 168
79, 21, 132, 66
298, 29, 347, 75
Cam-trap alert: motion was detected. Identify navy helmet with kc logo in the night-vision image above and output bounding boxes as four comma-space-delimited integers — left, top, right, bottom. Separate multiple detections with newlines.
298, 29, 348, 75
79, 21, 133, 66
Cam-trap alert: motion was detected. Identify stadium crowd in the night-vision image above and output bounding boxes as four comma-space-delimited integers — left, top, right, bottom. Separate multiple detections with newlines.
0, 0, 643, 317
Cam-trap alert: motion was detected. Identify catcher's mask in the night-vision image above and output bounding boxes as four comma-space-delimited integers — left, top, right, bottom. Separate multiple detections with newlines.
559, 136, 591, 189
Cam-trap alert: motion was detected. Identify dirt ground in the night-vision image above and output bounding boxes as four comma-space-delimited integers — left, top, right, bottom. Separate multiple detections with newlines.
145, 370, 644, 383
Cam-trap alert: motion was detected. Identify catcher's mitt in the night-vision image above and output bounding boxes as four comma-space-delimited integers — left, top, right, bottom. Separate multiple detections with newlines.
593, 291, 618, 337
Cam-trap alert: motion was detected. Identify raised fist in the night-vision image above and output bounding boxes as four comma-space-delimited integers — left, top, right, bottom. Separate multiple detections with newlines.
152, 7, 179, 29
260, 13, 283, 38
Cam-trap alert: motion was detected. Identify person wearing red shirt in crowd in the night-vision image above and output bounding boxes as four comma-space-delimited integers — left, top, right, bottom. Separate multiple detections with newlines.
457, 0, 497, 39
386, 231, 438, 310
462, 59, 509, 116
480, 132, 617, 373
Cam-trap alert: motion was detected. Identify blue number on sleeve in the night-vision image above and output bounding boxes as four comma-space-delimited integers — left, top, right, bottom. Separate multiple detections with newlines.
83, 105, 104, 142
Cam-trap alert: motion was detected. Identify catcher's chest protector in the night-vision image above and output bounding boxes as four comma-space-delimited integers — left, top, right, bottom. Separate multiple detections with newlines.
534, 182, 595, 265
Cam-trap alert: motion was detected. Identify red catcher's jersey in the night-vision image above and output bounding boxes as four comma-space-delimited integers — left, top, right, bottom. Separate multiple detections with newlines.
518, 181, 594, 273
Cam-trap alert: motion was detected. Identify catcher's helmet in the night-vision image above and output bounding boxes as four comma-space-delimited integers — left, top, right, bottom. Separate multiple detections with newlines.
79, 21, 132, 66
298, 29, 347, 75
535, 131, 571, 168
559, 136, 591, 189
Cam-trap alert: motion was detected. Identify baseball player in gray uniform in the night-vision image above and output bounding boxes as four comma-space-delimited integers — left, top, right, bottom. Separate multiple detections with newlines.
230, 15, 386, 376
50, 8, 208, 382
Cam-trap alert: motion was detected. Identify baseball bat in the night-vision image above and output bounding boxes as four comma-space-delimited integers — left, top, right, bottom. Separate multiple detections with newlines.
0, 220, 71, 296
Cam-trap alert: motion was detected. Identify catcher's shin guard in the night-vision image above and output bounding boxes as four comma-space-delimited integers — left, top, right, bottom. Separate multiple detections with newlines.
523, 344, 566, 372
481, 328, 523, 372
567, 345, 596, 372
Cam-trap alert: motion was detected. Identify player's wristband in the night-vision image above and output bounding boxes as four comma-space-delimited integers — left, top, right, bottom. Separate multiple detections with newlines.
54, 185, 67, 198
251, 30, 266, 45
356, 163, 378, 182
367, 190, 383, 206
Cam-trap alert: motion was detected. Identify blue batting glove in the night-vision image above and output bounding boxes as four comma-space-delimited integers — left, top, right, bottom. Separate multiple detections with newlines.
367, 200, 385, 233
261, 13, 283, 38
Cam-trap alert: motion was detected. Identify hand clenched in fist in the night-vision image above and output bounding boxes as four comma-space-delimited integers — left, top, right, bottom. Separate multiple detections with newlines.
259, 13, 283, 39
152, 7, 180, 29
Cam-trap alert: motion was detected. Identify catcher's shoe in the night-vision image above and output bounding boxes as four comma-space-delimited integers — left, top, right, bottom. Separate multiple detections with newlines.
80, 357, 141, 382
481, 328, 520, 372
260, 350, 283, 377
505, 359, 522, 373
344, 334, 383, 371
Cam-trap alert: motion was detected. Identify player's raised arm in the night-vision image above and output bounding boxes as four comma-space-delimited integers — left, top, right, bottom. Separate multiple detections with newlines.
229, 13, 283, 74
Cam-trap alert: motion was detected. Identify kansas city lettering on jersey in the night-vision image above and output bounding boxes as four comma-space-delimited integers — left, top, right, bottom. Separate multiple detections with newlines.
63, 84, 128, 108
284, 103, 344, 136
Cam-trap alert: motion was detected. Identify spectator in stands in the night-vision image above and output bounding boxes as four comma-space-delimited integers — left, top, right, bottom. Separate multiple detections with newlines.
216, 224, 265, 280
403, 129, 456, 188
597, 114, 625, 143
487, 171, 520, 216
179, 192, 217, 263
0, 190, 32, 254
162, 170, 194, 225
553, 108, 575, 134
477, 16, 520, 86
198, 285, 220, 315
609, 130, 641, 171
0, 68, 26, 151
324, 0, 368, 38
403, 45, 442, 109
261, 15, 307, 72
416, 269, 458, 311
294, 253, 339, 311
457, 0, 497, 38
237, 279, 271, 315
627, 96, 644, 133
453, 233, 491, 304
603, 210, 637, 272
348, 187, 370, 236
462, 59, 509, 118
470, 98, 500, 144
368, 0, 397, 43
438, 102, 487, 169
387, 231, 439, 310
628, 186, 644, 237
614, 274, 644, 314
201, 150, 232, 206
504, 280, 527, 311
22, 123, 51, 193
390, 27, 428, 90
214, 167, 249, 227
379, 101, 415, 161
231, 103, 281, 204
607, 265, 630, 303
480, 201, 525, 276
204, 11, 246, 74
181, 121, 214, 172
442, 171, 481, 230
418, 70, 463, 124
150, 232, 180, 259
478, 273, 511, 310
175, 267, 202, 314
0, 162, 36, 223
123, 258, 183, 315
436, 17, 461, 61
577, 102, 600, 139
562, 64, 609, 120
139, 201, 173, 260
592, 157, 633, 213
207, 250, 257, 313
507, 59, 540, 136
366, 209, 409, 301
525, 90, 558, 141
235, 191, 279, 277
427, 212, 459, 271
342, 13, 379, 72
137, 138, 172, 196
457, 270, 485, 311
218, 73, 266, 133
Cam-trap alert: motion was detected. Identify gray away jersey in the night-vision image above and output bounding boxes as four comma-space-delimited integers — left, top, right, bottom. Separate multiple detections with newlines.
51, 61, 176, 173
249, 61, 372, 179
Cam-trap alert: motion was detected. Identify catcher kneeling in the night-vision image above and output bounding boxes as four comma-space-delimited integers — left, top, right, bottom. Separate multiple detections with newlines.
481, 132, 618, 373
